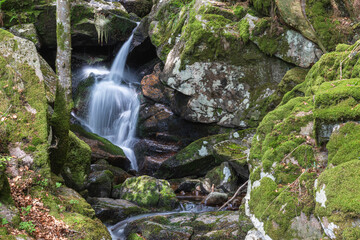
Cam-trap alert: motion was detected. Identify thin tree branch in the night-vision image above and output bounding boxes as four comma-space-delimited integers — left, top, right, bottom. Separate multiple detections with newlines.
218, 180, 248, 211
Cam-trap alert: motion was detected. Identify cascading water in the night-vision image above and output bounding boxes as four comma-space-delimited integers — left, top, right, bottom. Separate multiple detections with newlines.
85, 24, 140, 170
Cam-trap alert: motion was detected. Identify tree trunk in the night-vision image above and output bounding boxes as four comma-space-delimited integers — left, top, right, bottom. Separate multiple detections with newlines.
50, 0, 71, 174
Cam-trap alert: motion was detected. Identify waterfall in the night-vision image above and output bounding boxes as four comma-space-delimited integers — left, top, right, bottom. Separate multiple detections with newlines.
85, 25, 140, 171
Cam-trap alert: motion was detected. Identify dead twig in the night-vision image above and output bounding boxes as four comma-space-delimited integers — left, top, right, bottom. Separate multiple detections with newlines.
218, 180, 248, 211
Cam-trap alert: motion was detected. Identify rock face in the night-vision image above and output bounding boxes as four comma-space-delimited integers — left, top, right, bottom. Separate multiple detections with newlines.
124, 210, 253, 240
245, 41, 360, 239
118, 175, 177, 209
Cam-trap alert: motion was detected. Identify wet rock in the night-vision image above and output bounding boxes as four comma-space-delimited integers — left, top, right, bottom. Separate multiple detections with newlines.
71, 124, 131, 171
119, 175, 177, 209
175, 179, 201, 193
86, 170, 114, 198
205, 162, 239, 193
91, 162, 132, 185
124, 211, 251, 240
204, 192, 228, 206
88, 197, 147, 224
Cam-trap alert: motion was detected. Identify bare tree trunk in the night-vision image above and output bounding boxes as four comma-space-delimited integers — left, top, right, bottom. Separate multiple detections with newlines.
50, 0, 71, 174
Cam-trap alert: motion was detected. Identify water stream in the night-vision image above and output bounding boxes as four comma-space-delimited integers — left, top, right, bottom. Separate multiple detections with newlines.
108, 202, 218, 239
78, 24, 140, 170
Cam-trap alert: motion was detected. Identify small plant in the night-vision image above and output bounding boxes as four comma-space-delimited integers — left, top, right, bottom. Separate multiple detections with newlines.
1, 218, 9, 225
21, 205, 32, 216
55, 182, 62, 188
0, 156, 11, 169
35, 178, 48, 188
19, 221, 36, 233
69, 200, 79, 205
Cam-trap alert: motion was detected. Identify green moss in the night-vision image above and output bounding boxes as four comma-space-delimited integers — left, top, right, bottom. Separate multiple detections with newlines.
120, 176, 177, 210
315, 160, 360, 238
326, 122, 360, 166
250, 0, 273, 15
128, 233, 144, 240
0, 37, 50, 176
62, 131, 91, 191
70, 124, 125, 156
0, 170, 13, 205
56, 22, 65, 51
238, 19, 250, 43
233, 5, 246, 20
305, 0, 353, 51
50, 85, 70, 175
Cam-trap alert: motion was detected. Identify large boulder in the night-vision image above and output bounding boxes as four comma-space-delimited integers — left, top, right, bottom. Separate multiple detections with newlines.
0, 28, 50, 177
118, 175, 177, 209
86, 170, 114, 198
143, 0, 295, 128
245, 40, 360, 239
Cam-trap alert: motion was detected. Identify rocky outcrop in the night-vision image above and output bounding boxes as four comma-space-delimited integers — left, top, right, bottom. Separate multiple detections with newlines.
245, 40, 360, 239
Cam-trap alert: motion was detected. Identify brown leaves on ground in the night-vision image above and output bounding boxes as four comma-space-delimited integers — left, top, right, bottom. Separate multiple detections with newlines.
6, 166, 72, 240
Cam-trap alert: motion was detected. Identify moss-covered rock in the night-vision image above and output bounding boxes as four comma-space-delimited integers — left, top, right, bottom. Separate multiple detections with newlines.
30, 185, 111, 239
0, 29, 50, 177
246, 40, 360, 239
205, 162, 239, 193
315, 160, 360, 239
119, 175, 177, 210
156, 129, 253, 179
86, 170, 114, 198
70, 124, 131, 170
144, 0, 293, 127
62, 131, 91, 191
0, 168, 12, 205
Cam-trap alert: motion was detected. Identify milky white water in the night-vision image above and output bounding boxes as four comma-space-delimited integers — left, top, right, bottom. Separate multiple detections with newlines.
84, 24, 140, 170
